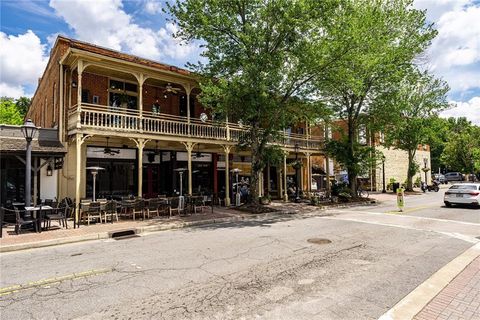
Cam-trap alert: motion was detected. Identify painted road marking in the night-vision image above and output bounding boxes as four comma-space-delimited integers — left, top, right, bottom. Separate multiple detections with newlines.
335, 209, 480, 226
0, 268, 112, 297
385, 205, 435, 214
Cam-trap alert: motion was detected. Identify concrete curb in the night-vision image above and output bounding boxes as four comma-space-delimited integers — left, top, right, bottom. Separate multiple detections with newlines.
0, 201, 375, 253
378, 242, 480, 320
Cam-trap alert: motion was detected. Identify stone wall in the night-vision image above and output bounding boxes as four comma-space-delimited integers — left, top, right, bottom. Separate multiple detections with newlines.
375, 146, 431, 191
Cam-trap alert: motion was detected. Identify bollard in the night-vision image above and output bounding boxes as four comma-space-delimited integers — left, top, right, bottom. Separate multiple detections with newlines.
397, 187, 405, 212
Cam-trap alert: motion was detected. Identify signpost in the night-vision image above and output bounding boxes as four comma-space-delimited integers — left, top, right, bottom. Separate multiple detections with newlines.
397, 187, 405, 212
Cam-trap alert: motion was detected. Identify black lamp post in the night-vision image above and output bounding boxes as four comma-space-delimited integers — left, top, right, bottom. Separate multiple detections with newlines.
294, 143, 300, 203
382, 155, 386, 193
21, 119, 38, 207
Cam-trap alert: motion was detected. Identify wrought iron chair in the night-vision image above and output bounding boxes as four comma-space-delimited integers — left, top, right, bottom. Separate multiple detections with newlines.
146, 199, 159, 218
44, 206, 68, 229
104, 200, 119, 223
132, 199, 145, 220
168, 197, 183, 217
84, 202, 102, 225
13, 207, 36, 234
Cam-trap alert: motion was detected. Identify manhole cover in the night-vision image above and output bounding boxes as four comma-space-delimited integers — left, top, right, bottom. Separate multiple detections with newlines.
307, 238, 332, 245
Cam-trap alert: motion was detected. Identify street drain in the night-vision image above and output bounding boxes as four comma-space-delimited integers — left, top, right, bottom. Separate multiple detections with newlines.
307, 238, 332, 245
110, 229, 139, 240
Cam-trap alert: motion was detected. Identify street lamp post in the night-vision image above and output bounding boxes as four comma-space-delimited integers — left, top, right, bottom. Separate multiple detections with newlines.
21, 119, 38, 207
382, 155, 386, 193
294, 143, 300, 203
423, 157, 428, 185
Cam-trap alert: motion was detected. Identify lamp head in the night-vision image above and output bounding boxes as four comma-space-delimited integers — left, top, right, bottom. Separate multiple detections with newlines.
21, 119, 37, 141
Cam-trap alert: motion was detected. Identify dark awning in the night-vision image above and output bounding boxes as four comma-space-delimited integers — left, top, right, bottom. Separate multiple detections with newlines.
0, 125, 66, 156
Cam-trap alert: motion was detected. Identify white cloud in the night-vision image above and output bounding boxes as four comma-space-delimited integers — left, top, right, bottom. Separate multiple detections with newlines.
49, 0, 202, 64
144, 0, 162, 14
414, 0, 472, 22
0, 30, 48, 98
415, 1, 480, 96
441, 97, 480, 125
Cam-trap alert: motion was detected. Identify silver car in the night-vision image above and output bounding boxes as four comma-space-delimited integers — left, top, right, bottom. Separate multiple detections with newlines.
444, 183, 480, 207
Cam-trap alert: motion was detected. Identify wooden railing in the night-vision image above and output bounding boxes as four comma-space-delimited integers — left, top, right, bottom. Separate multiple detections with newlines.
68, 104, 323, 150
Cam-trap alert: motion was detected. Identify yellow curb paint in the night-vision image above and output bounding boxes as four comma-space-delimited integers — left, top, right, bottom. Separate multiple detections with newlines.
0, 268, 111, 297
385, 205, 434, 214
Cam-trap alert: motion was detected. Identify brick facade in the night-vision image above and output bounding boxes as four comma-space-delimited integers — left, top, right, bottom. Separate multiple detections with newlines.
27, 40, 70, 129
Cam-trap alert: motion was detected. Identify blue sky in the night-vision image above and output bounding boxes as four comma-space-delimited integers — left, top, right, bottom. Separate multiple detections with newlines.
1, 0, 479, 124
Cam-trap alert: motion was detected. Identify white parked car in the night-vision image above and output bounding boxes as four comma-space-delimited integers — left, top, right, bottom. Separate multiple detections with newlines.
444, 183, 480, 207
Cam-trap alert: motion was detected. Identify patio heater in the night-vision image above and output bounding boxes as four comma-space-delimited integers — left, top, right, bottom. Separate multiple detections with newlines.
294, 143, 301, 203
381, 155, 386, 193
174, 168, 187, 210
231, 168, 242, 206
21, 119, 38, 207
86, 167, 105, 202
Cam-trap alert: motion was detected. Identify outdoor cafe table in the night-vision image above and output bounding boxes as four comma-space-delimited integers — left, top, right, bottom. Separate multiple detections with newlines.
25, 205, 53, 233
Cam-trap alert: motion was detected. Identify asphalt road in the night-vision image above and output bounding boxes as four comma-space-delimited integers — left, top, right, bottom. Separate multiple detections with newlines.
1, 191, 478, 320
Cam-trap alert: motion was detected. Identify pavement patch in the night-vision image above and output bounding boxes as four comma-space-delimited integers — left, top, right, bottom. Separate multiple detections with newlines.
307, 238, 332, 245
0, 268, 112, 297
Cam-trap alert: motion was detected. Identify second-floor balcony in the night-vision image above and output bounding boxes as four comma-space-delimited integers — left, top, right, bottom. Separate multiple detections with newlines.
68, 104, 324, 151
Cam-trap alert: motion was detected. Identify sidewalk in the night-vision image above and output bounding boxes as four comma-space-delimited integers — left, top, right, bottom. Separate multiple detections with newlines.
0, 202, 330, 252
414, 257, 480, 320
380, 243, 480, 320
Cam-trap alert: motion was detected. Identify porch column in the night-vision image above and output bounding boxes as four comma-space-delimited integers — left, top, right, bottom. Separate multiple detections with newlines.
33, 157, 38, 206
59, 63, 64, 142
131, 138, 149, 197
75, 133, 90, 228
223, 145, 231, 206
183, 142, 196, 195
283, 152, 288, 201
185, 84, 192, 136
258, 172, 263, 198
300, 156, 304, 194
278, 166, 283, 199
305, 152, 311, 192
76, 60, 83, 128
213, 153, 218, 194
136, 73, 145, 131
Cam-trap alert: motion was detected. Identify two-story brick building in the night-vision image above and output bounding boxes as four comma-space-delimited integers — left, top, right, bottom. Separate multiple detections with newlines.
26, 36, 326, 213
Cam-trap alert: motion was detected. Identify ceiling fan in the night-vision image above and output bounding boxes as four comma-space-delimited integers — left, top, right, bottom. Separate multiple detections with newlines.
148, 141, 161, 156
195, 144, 205, 158
163, 83, 182, 95
93, 137, 120, 156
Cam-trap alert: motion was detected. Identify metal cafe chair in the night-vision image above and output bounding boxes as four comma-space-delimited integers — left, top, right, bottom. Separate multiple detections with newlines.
44, 206, 68, 229
146, 198, 159, 219
12, 207, 36, 234
104, 200, 119, 223
168, 197, 183, 217
132, 199, 145, 220
84, 202, 102, 225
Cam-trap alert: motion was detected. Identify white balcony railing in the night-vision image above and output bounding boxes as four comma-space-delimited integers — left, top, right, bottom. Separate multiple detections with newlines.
68, 104, 323, 150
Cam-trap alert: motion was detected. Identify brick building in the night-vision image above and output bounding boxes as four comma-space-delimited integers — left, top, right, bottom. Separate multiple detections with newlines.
26, 36, 325, 212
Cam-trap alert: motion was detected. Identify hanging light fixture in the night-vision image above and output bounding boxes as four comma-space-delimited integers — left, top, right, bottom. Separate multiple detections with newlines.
46, 164, 53, 176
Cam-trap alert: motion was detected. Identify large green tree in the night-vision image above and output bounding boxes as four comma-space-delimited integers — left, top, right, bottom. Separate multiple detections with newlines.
441, 121, 480, 176
0, 97, 29, 125
319, 0, 437, 194
382, 70, 449, 191
168, 0, 339, 203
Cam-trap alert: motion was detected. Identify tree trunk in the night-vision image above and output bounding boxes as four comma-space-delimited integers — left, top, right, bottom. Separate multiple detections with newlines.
406, 149, 415, 192
248, 131, 262, 205
347, 121, 357, 196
